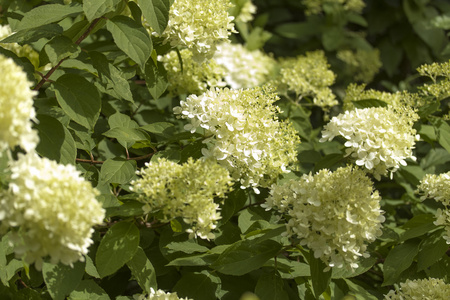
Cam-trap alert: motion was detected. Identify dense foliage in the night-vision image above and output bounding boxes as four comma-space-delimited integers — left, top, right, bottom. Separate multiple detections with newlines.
1, 0, 450, 299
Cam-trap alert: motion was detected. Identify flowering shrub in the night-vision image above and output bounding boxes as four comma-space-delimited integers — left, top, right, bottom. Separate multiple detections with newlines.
384, 278, 450, 299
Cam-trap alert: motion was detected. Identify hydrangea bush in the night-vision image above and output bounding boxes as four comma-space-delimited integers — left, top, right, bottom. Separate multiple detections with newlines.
1, 0, 450, 299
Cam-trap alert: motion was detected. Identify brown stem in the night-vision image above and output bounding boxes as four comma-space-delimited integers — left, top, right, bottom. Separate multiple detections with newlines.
33, 17, 103, 91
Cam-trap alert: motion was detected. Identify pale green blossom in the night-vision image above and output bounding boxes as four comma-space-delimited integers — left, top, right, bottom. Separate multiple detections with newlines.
174, 86, 300, 193
214, 42, 276, 89
384, 278, 450, 299
230, 0, 257, 23
160, 0, 236, 61
337, 49, 382, 83
417, 61, 450, 100
0, 24, 40, 69
131, 158, 233, 240
135, 288, 193, 300
278, 51, 337, 109
0, 153, 105, 270
302, 0, 365, 15
265, 166, 384, 271
160, 49, 226, 95
0, 54, 38, 155
320, 106, 419, 180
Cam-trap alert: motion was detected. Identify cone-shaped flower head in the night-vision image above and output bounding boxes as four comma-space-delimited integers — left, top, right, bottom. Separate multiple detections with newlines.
0, 153, 105, 270
384, 278, 450, 299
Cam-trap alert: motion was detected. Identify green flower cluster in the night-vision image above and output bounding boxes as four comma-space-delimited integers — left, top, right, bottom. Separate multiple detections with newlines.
278, 51, 337, 109
174, 86, 300, 193
417, 60, 450, 100
384, 278, 450, 299
131, 158, 233, 240
160, 49, 226, 95
0, 153, 105, 270
337, 49, 382, 83
264, 166, 384, 271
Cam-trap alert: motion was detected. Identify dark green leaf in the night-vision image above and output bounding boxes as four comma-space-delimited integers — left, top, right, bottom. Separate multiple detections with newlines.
106, 16, 152, 68
103, 127, 150, 149
332, 256, 377, 279
68, 280, 110, 300
126, 247, 157, 294
53, 74, 101, 131
83, 0, 121, 22
310, 253, 331, 298
352, 99, 388, 109
137, 0, 171, 34
0, 24, 63, 45
417, 230, 448, 271
42, 261, 85, 300
143, 58, 168, 100
105, 201, 144, 218
43, 35, 81, 66
173, 271, 220, 300
35, 114, 77, 165
99, 158, 136, 185
166, 253, 219, 267
141, 122, 175, 136
399, 214, 437, 242
211, 239, 282, 276
382, 239, 420, 286
17, 4, 83, 31
255, 271, 289, 300
165, 240, 209, 254
96, 221, 140, 278
108, 112, 138, 129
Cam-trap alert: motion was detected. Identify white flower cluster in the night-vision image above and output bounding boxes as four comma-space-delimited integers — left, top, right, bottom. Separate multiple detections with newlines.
160, 49, 226, 95
214, 43, 276, 89
264, 166, 384, 271
384, 278, 450, 299
0, 24, 40, 68
320, 106, 419, 180
173, 86, 300, 192
278, 51, 337, 109
0, 153, 105, 270
131, 158, 233, 240
135, 288, 192, 300
417, 172, 450, 243
0, 54, 38, 155
161, 0, 236, 61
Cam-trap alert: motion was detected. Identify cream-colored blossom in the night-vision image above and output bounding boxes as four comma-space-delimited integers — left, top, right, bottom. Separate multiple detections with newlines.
265, 166, 384, 271
0, 24, 40, 69
302, 0, 365, 15
384, 278, 450, 299
230, 0, 257, 23
320, 106, 419, 180
0, 153, 105, 270
160, 49, 226, 95
278, 51, 337, 109
214, 43, 276, 89
135, 288, 193, 300
173, 86, 300, 192
337, 49, 382, 83
159, 0, 236, 61
0, 54, 38, 154
131, 158, 233, 240
417, 61, 450, 100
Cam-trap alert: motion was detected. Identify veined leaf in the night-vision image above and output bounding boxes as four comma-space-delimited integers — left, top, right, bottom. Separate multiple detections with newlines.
137, 0, 171, 34
83, 0, 121, 21
17, 4, 83, 31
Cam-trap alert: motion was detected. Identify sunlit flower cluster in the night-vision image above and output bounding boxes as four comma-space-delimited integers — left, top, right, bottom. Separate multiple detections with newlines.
417, 172, 450, 243
160, 49, 226, 95
135, 288, 192, 300
214, 43, 276, 89
337, 49, 382, 83
302, 0, 365, 15
278, 51, 337, 109
320, 106, 419, 180
384, 278, 450, 299
174, 86, 300, 192
0, 153, 105, 270
417, 61, 450, 100
230, 0, 257, 23
161, 0, 236, 61
264, 166, 384, 271
131, 158, 233, 240
0, 24, 40, 68
0, 54, 38, 155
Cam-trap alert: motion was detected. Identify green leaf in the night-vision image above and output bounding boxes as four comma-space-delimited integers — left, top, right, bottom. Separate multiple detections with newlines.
53, 74, 101, 131
165, 240, 209, 254
173, 271, 220, 300
108, 112, 138, 129
399, 214, 437, 242
17, 3, 83, 31
417, 230, 448, 271
83, 0, 121, 22
43, 35, 81, 66
106, 15, 152, 68
90, 51, 134, 102
99, 158, 136, 185
310, 253, 331, 298
332, 256, 377, 279
68, 280, 110, 300
35, 114, 77, 165
211, 239, 282, 276
103, 127, 150, 149
126, 247, 157, 293
140, 122, 175, 136
143, 58, 168, 100
42, 261, 85, 300
351, 99, 388, 109
96, 221, 140, 278
137, 0, 171, 34
255, 270, 289, 300
105, 201, 144, 218
0, 24, 63, 44
435, 119, 450, 153
166, 253, 219, 267
382, 239, 420, 286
